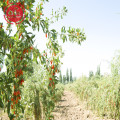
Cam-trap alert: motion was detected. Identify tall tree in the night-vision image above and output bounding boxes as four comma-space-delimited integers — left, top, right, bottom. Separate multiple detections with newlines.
59, 71, 62, 83
66, 68, 69, 83
70, 68, 73, 82
63, 75, 66, 84
95, 65, 100, 76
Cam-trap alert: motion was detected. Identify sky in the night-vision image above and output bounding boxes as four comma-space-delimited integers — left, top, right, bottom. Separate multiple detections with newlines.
0, 0, 120, 78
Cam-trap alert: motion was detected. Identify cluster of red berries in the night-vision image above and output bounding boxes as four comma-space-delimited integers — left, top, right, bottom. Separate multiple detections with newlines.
15, 69, 23, 78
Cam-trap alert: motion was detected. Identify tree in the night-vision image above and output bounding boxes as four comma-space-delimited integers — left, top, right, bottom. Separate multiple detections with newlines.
66, 68, 69, 83
59, 71, 62, 83
70, 68, 73, 82
63, 75, 66, 84
95, 65, 101, 76
89, 70, 94, 79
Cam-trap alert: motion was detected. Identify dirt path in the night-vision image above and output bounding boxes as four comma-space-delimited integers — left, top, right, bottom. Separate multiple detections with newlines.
52, 90, 113, 120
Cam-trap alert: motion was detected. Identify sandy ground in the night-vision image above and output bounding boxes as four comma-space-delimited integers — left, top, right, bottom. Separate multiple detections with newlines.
52, 90, 114, 120
0, 110, 9, 120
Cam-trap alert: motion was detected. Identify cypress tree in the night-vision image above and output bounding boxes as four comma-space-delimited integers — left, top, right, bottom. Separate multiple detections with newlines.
66, 68, 69, 83
59, 71, 62, 83
63, 75, 66, 84
70, 68, 73, 82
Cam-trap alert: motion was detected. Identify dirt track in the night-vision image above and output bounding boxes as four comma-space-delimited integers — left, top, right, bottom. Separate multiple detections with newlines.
53, 90, 114, 120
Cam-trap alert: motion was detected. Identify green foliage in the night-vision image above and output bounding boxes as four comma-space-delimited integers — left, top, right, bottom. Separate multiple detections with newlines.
59, 71, 62, 83
63, 75, 66, 84
70, 68, 73, 82
95, 65, 101, 77
111, 50, 120, 76
22, 62, 49, 119
66, 75, 120, 119
66, 68, 69, 83
89, 70, 94, 80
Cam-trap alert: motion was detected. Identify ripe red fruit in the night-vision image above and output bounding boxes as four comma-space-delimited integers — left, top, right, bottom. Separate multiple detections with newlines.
0, 67, 1, 72
30, 46, 33, 50
13, 92, 16, 96
11, 105, 13, 109
51, 65, 54, 69
15, 74, 17, 78
50, 60, 53, 64
54, 52, 56, 56
49, 78, 52, 80
40, 13, 42, 15
11, 98, 14, 101
19, 96, 21, 100
7, 0, 9, 5
16, 100, 18, 104
19, 33, 22, 38
45, 33, 47, 38
21, 57, 23, 60
17, 90, 20, 95
19, 69, 23, 76
18, 60, 19, 65
23, 49, 26, 54
26, 49, 28, 53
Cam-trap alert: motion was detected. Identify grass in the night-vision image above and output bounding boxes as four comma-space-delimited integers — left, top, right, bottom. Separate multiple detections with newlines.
65, 74, 120, 120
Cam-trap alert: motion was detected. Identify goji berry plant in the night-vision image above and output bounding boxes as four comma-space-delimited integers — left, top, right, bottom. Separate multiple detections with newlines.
0, 0, 86, 120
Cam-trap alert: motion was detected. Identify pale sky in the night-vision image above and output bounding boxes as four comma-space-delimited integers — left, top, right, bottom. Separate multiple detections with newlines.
0, 0, 120, 78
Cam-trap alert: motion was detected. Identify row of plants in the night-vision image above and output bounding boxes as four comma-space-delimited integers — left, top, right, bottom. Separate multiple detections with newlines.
22, 62, 64, 120
66, 50, 120, 120
0, 61, 65, 120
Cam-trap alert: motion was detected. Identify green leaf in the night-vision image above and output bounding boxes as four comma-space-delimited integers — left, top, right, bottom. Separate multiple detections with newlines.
6, 54, 11, 59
